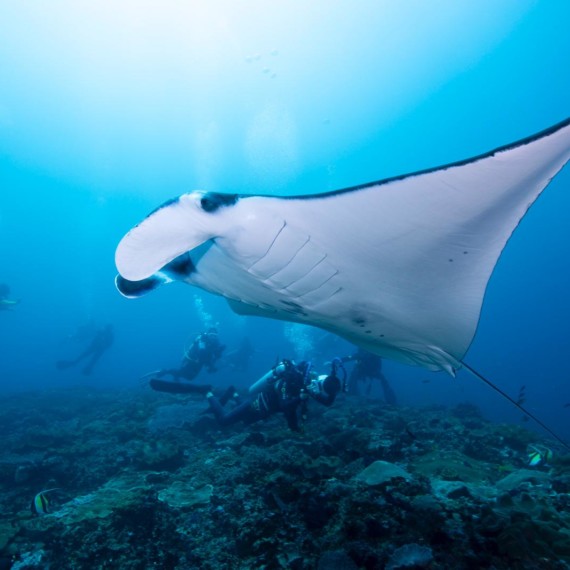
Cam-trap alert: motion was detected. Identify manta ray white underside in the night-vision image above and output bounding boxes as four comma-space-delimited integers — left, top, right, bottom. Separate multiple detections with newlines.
115, 119, 570, 375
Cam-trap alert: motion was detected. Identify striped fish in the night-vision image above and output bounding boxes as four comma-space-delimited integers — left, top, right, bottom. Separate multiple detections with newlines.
30, 488, 58, 515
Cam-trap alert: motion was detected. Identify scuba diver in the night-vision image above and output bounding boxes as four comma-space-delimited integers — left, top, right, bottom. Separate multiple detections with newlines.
148, 328, 225, 394
342, 348, 397, 405
56, 324, 114, 376
206, 358, 344, 431
0, 283, 20, 311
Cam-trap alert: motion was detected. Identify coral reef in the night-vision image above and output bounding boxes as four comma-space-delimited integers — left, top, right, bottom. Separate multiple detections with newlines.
0, 388, 569, 569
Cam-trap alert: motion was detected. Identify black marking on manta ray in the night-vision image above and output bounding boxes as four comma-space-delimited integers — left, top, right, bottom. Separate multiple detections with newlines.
141, 192, 239, 222
200, 192, 239, 212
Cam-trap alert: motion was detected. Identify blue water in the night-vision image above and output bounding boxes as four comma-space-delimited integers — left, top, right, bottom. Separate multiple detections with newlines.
1, 2, 569, 440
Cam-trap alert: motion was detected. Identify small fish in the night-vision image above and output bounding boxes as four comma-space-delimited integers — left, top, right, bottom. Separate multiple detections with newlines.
527, 451, 542, 467
30, 488, 58, 515
527, 445, 553, 467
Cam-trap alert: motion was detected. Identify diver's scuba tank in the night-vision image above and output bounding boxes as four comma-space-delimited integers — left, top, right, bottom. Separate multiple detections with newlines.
248, 361, 288, 395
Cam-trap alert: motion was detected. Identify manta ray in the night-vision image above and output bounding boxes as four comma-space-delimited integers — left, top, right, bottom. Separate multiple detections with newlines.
115, 118, 570, 442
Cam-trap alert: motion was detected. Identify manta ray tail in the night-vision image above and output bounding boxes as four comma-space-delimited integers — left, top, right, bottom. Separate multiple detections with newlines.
461, 361, 569, 451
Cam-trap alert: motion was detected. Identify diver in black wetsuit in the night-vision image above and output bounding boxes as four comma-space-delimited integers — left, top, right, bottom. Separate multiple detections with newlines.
56, 324, 114, 376
206, 359, 342, 431
343, 348, 397, 405
148, 328, 225, 394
